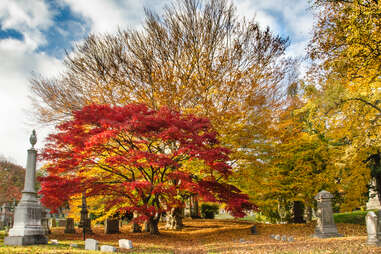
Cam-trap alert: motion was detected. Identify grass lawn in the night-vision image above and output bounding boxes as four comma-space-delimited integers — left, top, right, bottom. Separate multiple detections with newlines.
0, 219, 379, 253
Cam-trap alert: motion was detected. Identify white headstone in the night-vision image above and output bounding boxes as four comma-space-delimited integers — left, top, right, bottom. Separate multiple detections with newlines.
100, 245, 116, 252
119, 239, 133, 249
281, 235, 287, 241
85, 238, 98, 250
274, 234, 280, 240
366, 211, 380, 245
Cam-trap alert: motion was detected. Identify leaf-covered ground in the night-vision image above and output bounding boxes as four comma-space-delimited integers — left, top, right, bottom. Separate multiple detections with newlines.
0, 219, 379, 253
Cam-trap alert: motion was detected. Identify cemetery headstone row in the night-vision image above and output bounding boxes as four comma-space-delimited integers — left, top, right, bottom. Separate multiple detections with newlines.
85, 238, 133, 252
270, 234, 294, 242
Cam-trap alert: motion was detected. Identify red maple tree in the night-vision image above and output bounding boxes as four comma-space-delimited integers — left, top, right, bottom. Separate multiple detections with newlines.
39, 104, 255, 233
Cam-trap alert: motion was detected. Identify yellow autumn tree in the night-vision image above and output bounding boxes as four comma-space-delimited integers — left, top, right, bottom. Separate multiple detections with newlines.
306, 0, 380, 208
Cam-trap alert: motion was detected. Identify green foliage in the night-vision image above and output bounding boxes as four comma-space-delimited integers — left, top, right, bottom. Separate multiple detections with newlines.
333, 211, 368, 225
201, 203, 219, 219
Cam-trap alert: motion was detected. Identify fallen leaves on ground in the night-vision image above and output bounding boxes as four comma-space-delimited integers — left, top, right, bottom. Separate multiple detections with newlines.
0, 219, 378, 253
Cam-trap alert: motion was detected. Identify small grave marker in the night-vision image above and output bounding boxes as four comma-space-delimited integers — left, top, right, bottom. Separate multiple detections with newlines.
119, 239, 133, 249
85, 238, 98, 251
100, 245, 116, 252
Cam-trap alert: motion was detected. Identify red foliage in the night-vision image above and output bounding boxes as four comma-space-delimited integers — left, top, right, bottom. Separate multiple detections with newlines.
39, 104, 255, 219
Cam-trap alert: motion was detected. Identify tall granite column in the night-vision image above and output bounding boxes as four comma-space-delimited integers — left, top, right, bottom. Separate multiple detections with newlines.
4, 130, 48, 246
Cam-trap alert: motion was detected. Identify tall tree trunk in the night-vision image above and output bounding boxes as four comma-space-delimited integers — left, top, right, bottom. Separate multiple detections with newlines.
370, 152, 381, 206
190, 194, 200, 218
145, 215, 160, 234
165, 207, 184, 230
374, 154, 381, 206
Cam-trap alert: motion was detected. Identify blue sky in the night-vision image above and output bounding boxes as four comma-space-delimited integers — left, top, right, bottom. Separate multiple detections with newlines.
0, 0, 315, 166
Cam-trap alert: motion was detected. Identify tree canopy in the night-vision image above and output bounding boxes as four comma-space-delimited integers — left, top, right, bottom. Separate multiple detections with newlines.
305, 0, 380, 209
39, 104, 255, 233
0, 160, 25, 204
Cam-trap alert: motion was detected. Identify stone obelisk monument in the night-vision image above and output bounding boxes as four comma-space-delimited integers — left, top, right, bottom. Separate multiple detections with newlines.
4, 130, 48, 245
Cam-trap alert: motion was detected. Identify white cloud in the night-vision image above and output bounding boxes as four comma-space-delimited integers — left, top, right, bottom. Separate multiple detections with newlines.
0, 0, 53, 49
235, 1, 280, 32
0, 0, 52, 29
61, 0, 145, 34
280, 3, 314, 39
0, 37, 64, 167
234, 0, 313, 38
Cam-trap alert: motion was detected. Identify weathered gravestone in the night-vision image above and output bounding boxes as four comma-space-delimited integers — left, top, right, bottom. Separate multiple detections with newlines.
4, 131, 48, 246
366, 211, 381, 245
0, 204, 7, 229
85, 238, 98, 250
119, 239, 133, 249
57, 218, 66, 227
274, 234, 281, 240
64, 218, 76, 234
100, 245, 117, 252
313, 190, 342, 238
0, 202, 13, 230
78, 193, 92, 233
104, 218, 120, 234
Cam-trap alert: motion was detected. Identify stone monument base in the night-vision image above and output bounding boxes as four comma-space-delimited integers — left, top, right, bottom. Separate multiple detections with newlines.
4, 235, 48, 246
313, 233, 343, 238
367, 237, 381, 246
313, 229, 342, 238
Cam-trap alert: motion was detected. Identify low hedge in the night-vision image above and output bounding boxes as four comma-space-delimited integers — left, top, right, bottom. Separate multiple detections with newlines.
333, 210, 369, 225
201, 203, 219, 219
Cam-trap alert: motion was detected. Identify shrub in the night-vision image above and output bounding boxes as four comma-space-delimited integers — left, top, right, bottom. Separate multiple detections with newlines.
333, 210, 368, 225
201, 203, 219, 219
